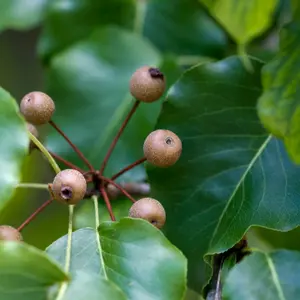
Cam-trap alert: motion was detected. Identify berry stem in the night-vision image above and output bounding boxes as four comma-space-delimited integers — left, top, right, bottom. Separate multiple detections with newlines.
29, 132, 61, 174
49, 120, 94, 172
16, 183, 49, 190
49, 151, 85, 173
100, 185, 116, 221
99, 100, 140, 175
101, 176, 136, 203
17, 199, 53, 232
111, 157, 147, 180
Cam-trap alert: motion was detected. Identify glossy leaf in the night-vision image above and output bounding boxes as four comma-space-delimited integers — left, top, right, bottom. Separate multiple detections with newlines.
0, 88, 28, 212
0, 241, 67, 300
46, 26, 180, 181
47, 218, 187, 300
0, 0, 47, 31
147, 56, 300, 291
257, 21, 300, 163
143, 0, 227, 58
200, 0, 278, 45
223, 250, 300, 300
64, 271, 127, 300
38, 0, 135, 60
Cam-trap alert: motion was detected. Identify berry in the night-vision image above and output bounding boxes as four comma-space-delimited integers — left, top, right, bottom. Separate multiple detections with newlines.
26, 122, 39, 152
130, 66, 165, 103
0, 225, 22, 241
143, 129, 182, 167
20, 91, 55, 125
52, 169, 87, 205
129, 197, 166, 229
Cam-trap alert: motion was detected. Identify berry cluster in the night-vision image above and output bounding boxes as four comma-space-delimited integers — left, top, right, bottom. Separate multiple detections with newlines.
0, 66, 182, 240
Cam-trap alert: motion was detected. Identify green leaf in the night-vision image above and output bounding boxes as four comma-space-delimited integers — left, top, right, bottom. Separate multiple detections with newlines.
200, 0, 278, 45
47, 218, 187, 300
223, 250, 300, 300
38, 0, 135, 60
257, 21, 300, 163
0, 0, 48, 31
0, 88, 28, 212
45, 26, 180, 181
0, 241, 67, 300
63, 271, 127, 300
143, 0, 227, 58
74, 198, 132, 229
147, 56, 300, 291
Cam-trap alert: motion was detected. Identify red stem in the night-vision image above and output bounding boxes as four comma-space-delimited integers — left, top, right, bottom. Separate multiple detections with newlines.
99, 100, 140, 175
17, 199, 53, 232
49, 151, 84, 173
101, 177, 136, 203
100, 185, 116, 221
111, 157, 147, 180
49, 120, 94, 172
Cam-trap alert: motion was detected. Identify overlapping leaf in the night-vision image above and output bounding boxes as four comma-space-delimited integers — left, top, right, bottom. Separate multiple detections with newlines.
0, 241, 67, 300
0, 88, 28, 212
223, 250, 300, 299
257, 19, 300, 163
147, 56, 300, 291
199, 0, 278, 45
47, 219, 187, 300
0, 0, 48, 31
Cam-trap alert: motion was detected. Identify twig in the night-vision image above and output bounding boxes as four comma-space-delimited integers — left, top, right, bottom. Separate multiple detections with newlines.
49, 151, 84, 173
17, 199, 53, 232
100, 185, 116, 221
99, 100, 140, 175
49, 120, 94, 172
111, 157, 146, 180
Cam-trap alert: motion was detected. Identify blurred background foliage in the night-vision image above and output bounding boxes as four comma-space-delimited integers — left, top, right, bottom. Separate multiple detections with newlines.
0, 0, 300, 298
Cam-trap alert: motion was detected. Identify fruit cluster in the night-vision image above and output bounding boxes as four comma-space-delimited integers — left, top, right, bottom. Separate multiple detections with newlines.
0, 66, 182, 240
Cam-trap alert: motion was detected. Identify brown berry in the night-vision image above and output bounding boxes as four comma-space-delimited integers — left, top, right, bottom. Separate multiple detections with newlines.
129, 197, 166, 229
52, 169, 87, 205
130, 66, 165, 103
20, 91, 55, 125
0, 225, 22, 241
143, 129, 182, 167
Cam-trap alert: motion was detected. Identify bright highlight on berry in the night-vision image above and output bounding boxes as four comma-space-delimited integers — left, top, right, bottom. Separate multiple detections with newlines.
129, 197, 166, 229
130, 66, 166, 103
52, 169, 87, 205
20, 91, 55, 125
143, 129, 182, 167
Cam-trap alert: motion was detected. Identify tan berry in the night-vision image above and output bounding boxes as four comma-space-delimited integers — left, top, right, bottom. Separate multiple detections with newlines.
0, 225, 22, 241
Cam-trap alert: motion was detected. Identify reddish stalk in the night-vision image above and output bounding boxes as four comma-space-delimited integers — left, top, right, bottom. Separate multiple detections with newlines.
99, 100, 140, 175
111, 157, 147, 180
17, 199, 53, 232
49, 151, 84, 173
49, 120, 94, 172
100, 185, 116, 221
101, 177, 136, 203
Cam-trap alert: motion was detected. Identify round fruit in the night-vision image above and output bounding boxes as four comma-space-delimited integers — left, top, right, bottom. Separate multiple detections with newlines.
20, 91, 55, 125
143, 129, 182, 167
129, 66, 165, 103
129, 197, 166, 229
26, 122, 39, 138
0, 225, 22, 241
52, 169, 87, 205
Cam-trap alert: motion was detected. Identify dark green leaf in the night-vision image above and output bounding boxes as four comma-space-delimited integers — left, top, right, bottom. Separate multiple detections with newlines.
47, 218, 187, 300
64, 271, 127, 300
46, 26, 180, 181
0, 0, 47, 31
258, 21, 300, 163
143, 0, 227, 58
0, 88, 28, 212
199, 0, 278, 45
147, 56, 300, 291
223, 250, 300, 300
38, 0, 135, 60
0, 241, 67, 300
